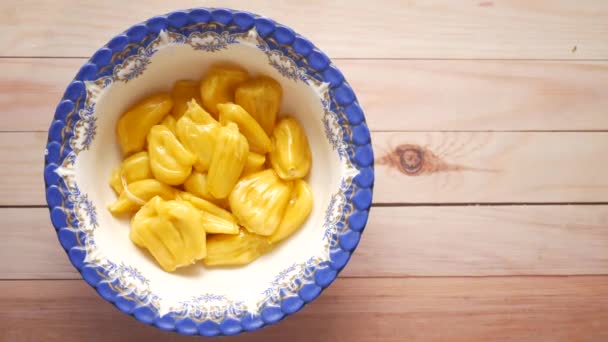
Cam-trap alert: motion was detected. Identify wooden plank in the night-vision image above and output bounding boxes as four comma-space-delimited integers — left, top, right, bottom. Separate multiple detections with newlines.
3, 206, 608, 279
354, 205, 608, 276
2, 0, 608, 59
0, 208, 76, 279
3, 58, 608, 132
8, 131, 608, 205
0, 132, 46, 206
374, 131, 608, 203
342, 60, 608, 131
1, 277, 607, 341
0, 58, 79, 131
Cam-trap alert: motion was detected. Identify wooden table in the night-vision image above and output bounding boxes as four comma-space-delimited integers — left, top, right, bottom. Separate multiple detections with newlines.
2, 1, 608, 341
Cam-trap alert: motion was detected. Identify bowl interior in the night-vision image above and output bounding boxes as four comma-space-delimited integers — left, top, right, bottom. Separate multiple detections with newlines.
72, 32, 349, 311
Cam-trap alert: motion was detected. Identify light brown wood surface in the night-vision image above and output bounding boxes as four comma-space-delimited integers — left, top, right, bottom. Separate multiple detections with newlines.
0, 132, 46, 205
374, 131, 608, 203
6, 131, 608, 205
2, 277, 608, 342
4, 206, 608, 279
2, 0, 608, 341
2, 0, 608, 59
3, 59, 608, 131
5, 132, 608, 206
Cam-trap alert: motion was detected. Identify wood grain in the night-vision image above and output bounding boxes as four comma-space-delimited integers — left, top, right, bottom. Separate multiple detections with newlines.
2, 0, 608, 59
8, 131, 608, 205
1, 277, 607, 341
4, 206, 608, 279
343, 60, 608, 131
374, 131, 608, 203
0, 58, 79, 131
355, 205, 608, 276
0, 132, 46, 206
4, 1, 608, 340
0, 208, 75, 279
3, 59, 608, 132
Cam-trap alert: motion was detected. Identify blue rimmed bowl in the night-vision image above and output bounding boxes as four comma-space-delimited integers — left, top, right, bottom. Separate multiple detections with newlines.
44, 8, 373, 336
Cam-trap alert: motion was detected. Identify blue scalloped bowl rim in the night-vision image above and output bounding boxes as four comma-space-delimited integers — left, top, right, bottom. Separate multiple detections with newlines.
44, 7, 373, 336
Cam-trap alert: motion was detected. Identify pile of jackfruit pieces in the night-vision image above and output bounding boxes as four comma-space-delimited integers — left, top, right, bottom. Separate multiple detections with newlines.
107, 64, 313, 272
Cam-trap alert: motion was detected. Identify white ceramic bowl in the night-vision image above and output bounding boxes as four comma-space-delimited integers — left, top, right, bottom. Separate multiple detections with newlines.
44, 8, 374, 336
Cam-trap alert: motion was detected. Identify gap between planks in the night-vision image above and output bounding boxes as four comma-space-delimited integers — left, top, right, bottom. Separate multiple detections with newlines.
6, 203, 608, 209
372, 202, 608, 207
4, 274, 606, 281
11, 130, 608, 134
373, 130, 608, 133
3, 56, 608, 61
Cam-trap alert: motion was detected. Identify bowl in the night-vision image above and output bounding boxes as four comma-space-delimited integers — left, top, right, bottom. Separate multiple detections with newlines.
44, 8, 373, 336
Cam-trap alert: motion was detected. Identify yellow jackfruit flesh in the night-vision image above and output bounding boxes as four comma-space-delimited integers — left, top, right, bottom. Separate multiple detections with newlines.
269, 179, 313, 244
241, 152, 266, 177
109, 72, 316, 272
229, 169, 293, 236
130, 196, 206, 272
175, 193, 237, 234
182, 99, 217, 126
177, 192, 236, 224
207, 123, 249, 199
234, 76, 282, 135
171, 80, 203, 119
175, 116, 218, 173
217, 103, 271, 154
199, 211, 239, 235
108, 179, 177, 214
200, 64, 248, 117
204, 229, 272, 267
116, 93, 173, 155
269, 117, 312, 180
109, 151, 152, 195
160, 115, 177, 134
147, 125, 196, 185
183, 172, 229, 208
